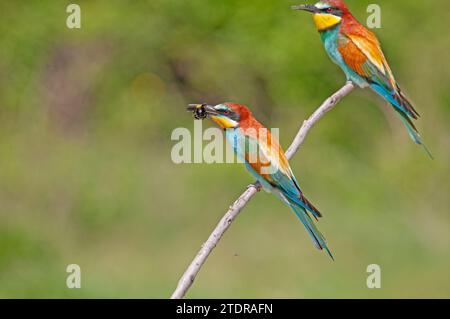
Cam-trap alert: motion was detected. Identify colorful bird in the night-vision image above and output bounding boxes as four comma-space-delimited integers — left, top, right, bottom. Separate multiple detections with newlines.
188, 103, 333, 259
292, 0, 432, 157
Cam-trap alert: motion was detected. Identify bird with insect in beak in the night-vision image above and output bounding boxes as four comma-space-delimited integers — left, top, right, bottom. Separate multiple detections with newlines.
187, 103, 333, 259
292, 0, 432, 157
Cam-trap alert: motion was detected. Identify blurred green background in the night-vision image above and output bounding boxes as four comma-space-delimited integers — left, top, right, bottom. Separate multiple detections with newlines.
0, 0, 449, 298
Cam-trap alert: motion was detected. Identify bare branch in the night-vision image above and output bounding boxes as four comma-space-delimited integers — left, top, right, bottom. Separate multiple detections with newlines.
171, 81, 356, 299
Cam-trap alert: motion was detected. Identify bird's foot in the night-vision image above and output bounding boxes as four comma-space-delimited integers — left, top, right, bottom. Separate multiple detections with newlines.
248, 182, 262, 192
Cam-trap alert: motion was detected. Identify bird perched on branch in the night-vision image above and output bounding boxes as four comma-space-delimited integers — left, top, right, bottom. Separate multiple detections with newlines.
188, 103, 333, 259
292, 0, 432, 157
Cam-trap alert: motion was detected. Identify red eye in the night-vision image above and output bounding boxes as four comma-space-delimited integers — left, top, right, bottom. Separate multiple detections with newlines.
326, 8, 333, 13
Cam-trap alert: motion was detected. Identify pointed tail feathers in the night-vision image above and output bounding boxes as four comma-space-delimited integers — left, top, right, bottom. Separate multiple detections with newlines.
283, 190, 322, 221
395, 88, 420, 119
370, 83, 433, 158
396, 110, 434, 159
299, 193, 322, 220
288, 200, 334, 260
371, 83, 419, 119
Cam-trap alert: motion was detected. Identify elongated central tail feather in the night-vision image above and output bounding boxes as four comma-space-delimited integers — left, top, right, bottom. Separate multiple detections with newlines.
396, 110, 434, 159
370, 83, 433, 159
288, 200, 334, 260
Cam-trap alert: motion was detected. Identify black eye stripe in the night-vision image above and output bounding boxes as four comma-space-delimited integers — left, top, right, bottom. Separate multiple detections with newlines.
320, 7, 343, 16
225, 111, 240, 121
214, 107, 240, 121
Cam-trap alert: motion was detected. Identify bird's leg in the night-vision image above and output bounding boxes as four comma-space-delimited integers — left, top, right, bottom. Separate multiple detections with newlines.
247, 182, 262, 192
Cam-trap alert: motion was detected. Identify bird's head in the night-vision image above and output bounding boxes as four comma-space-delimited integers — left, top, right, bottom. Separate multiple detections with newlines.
187, 103, 251, 129
292, 0, 348, 31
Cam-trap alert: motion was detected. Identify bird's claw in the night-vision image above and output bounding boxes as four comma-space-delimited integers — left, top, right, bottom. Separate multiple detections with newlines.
248, 183, 262, 192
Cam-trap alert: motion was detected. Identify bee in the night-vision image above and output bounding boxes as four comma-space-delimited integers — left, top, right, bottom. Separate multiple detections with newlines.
187, 104, 208, 120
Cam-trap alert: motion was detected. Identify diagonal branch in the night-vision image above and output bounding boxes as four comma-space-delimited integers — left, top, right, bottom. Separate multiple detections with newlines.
171, 81, 356, 299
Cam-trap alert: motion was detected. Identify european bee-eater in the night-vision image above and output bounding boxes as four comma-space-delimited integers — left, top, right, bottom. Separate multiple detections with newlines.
293, 0, 432, 156
188, 103, 333, 259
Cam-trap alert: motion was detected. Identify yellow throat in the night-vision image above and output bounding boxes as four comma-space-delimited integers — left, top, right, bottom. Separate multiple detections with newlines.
313, 13, 342, 31
211, 116, 238, 129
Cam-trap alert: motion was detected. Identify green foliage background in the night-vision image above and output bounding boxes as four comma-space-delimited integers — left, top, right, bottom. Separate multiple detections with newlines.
0, 0, 449, 298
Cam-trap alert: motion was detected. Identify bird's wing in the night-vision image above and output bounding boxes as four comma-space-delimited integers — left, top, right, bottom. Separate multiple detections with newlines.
338, 30, 394, 89
338, 31, 419, 119
242, 130, 321, 218
239, 131, 329, 255
241, 129, 293, 185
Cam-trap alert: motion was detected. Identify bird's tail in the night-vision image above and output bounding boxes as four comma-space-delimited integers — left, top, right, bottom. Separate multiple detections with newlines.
395, 110, 433, 159
370, 83, 433, 158
288, 199, 334, 260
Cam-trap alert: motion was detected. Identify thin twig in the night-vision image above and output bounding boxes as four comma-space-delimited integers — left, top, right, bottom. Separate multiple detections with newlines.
171, 81, 356, 299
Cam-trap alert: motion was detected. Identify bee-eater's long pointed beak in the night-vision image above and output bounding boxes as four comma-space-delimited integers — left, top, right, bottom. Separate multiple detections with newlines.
291, 4, 317, 13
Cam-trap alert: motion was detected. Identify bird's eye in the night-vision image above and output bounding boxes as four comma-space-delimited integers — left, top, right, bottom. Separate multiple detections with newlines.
326, 8, 333, 13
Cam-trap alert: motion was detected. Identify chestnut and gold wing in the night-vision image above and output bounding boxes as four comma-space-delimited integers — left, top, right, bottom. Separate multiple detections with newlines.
241, 130, 322, 218
242, 128, 293, 183
338, 32, 395, 91
338, 31, 419, 119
